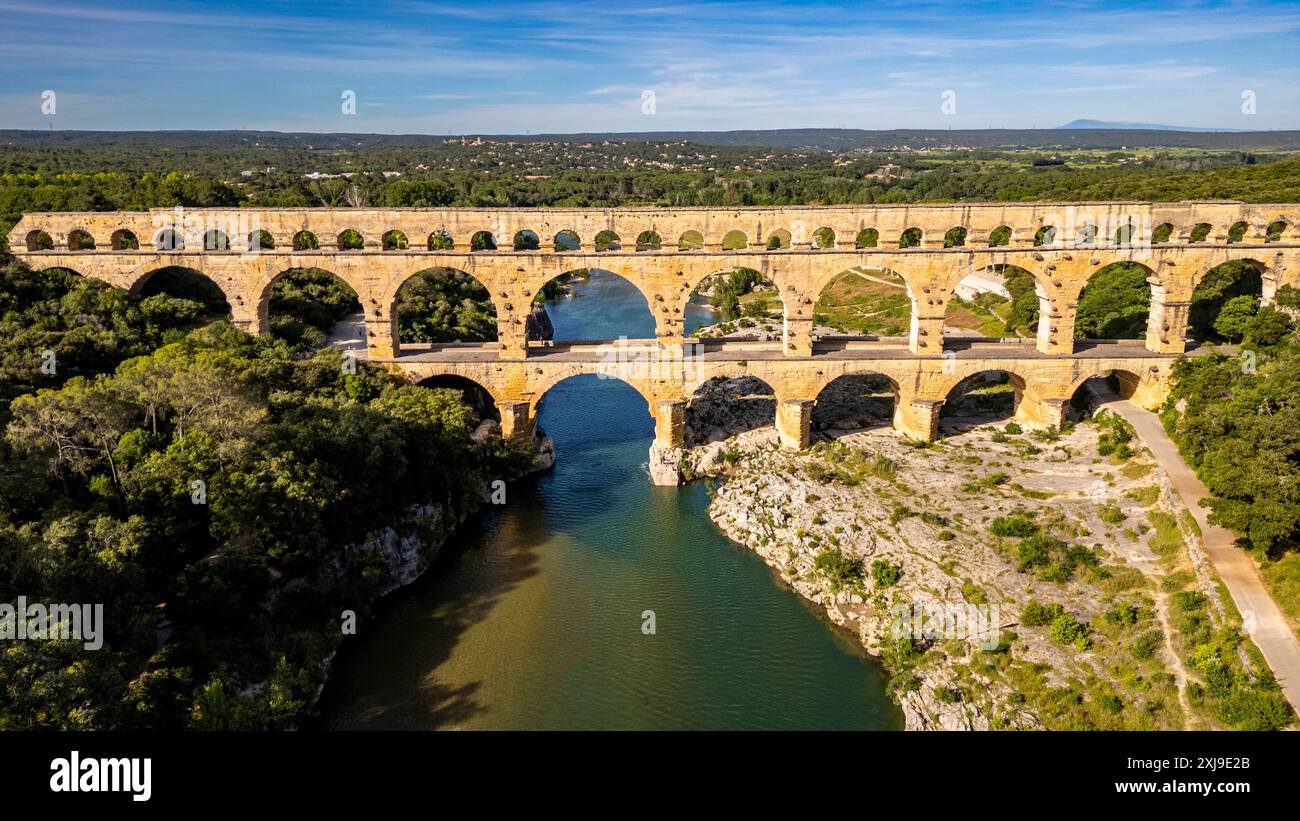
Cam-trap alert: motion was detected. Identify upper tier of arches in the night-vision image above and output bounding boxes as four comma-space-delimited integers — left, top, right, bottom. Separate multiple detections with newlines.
14, 204, 1300, 255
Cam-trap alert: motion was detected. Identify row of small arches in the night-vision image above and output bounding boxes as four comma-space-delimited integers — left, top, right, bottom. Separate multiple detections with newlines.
24, 219, 1294, 253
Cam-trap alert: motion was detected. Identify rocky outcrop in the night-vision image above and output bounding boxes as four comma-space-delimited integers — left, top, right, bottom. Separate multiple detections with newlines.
648, 442, 683, 486
696, 421, 1192, 731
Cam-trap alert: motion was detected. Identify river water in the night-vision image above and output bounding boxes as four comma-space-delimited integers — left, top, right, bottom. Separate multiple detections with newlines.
318, 271, 901, 730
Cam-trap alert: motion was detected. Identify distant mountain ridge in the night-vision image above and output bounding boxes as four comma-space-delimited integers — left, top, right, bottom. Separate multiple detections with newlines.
1057, 119, 1250, 133
1, 127, 1296, 151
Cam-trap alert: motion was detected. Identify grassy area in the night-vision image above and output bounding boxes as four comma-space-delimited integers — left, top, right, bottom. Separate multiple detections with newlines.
814, 269, 911, 335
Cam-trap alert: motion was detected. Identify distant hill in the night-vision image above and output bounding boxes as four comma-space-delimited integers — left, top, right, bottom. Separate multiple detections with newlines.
1057, 119, 1250, 133
2, 127, 1298, 152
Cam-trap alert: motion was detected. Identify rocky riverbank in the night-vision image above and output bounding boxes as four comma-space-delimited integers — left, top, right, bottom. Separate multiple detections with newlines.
675, 394, 1220, 730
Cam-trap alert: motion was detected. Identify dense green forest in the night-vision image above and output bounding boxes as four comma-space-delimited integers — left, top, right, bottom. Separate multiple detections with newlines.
2, 139, 1298, 250
0, 255, 530, 729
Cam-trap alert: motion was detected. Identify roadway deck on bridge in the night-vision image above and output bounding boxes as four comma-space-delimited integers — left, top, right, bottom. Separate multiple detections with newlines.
366, 338, 1209, 364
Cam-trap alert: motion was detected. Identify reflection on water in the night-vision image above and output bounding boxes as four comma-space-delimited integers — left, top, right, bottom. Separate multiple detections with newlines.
318, 271, 900, 730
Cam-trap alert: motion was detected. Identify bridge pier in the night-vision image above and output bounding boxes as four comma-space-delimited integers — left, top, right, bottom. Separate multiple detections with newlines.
1038, 302, 1076, 354
897, 399, 943, 442
498, 401, 535, 444
1017, 396, 1072, 430
1146, 294, 1191, 354
783, 316, 814, 356
776, 399, 814, 450
909, 313, 946, 355
652, 400, 686, 448
648, 400, 687, 487
366, 309, 399, 359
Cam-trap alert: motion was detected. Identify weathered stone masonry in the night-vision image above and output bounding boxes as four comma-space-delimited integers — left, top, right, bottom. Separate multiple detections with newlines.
12, 204, 1299, 482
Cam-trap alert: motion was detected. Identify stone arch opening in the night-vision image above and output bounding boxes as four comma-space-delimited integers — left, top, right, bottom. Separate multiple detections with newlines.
1189, 259, 1265, 343
382, 230, 409, 250
111, 229, 140, 250
636, 230, 662, 251
513, 230, 540, 251
939, 370, 1031, 434
395, 267, 499, 348
1226, 221, 1248, 244
855, 228, 879, 248
1075, 223, 1097, 246
1189, 223, 1212, 242
265, 267, 363, 349
203, 229, 230, 251
1034, 225, 1057, 247
293, 230, 319, 251
945, 264, 1043, 341
416, 373, 499, 424
428, 231, 454, 250
555, 230, 581, 251
67, 229, 95, 250
689, 267, 778, 340
814, 267, 910, 338
685, 375, 776, 446
135, 266, 231, 318
249, 230, 274, 250
766, 229, 791, 250
813, 227, 836, 249
943, 226, 966, 248
1265, 220, 1288, 242
678, 230, 704, 251
899, 227, 922, 248
532, 373, 654, 460
1068, 368, 1147, 415
1115, 219, 1137, 246
988, 226, 1012, 247
595, 229, 621, 252
534, 267, 653, 341
811, 373, 899, 437
1075, 262, 1153, 340
25, 230, 54, 251
471, 230, 497, 251
721, 229, 748, 250
153, 227, 185, 251
1152, 223, 1174, 244
337, 229, 365, 251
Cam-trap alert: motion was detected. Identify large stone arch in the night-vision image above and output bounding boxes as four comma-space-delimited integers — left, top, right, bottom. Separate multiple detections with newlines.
940, 262, 1051, 347
377, 261, 503, 358
252, 264, 366, 338
1064, 363, 1169, 410
809, 370, 905, 437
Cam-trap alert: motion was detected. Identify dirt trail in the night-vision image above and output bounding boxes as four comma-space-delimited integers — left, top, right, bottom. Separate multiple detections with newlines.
1090, 385, 1300, 715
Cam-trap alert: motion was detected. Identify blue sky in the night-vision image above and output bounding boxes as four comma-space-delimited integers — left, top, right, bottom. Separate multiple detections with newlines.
1, 0, 1297, 133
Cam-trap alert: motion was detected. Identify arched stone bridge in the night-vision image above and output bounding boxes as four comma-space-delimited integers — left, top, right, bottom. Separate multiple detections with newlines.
11, 204, 1296, 482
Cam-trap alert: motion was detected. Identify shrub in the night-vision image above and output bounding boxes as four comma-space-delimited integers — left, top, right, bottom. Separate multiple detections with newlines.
813, 547, 863, 591
1020, 599, 1065, 627
990, 514, 1039, 537
1130, 630, 1162, 660
871, 559, 902, 589
1049, 612, 1092, 649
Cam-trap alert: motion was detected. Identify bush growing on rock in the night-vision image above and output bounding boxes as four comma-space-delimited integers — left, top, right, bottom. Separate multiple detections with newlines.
990, 514, 1039, 537
871, 559, 902, 589
813, 546, 863, 591
1020, 599, 1065, 626
1049, 612, 1092, 649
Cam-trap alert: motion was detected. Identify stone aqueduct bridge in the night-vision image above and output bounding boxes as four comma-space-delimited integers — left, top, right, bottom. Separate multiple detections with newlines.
11, 203, 1300, 480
